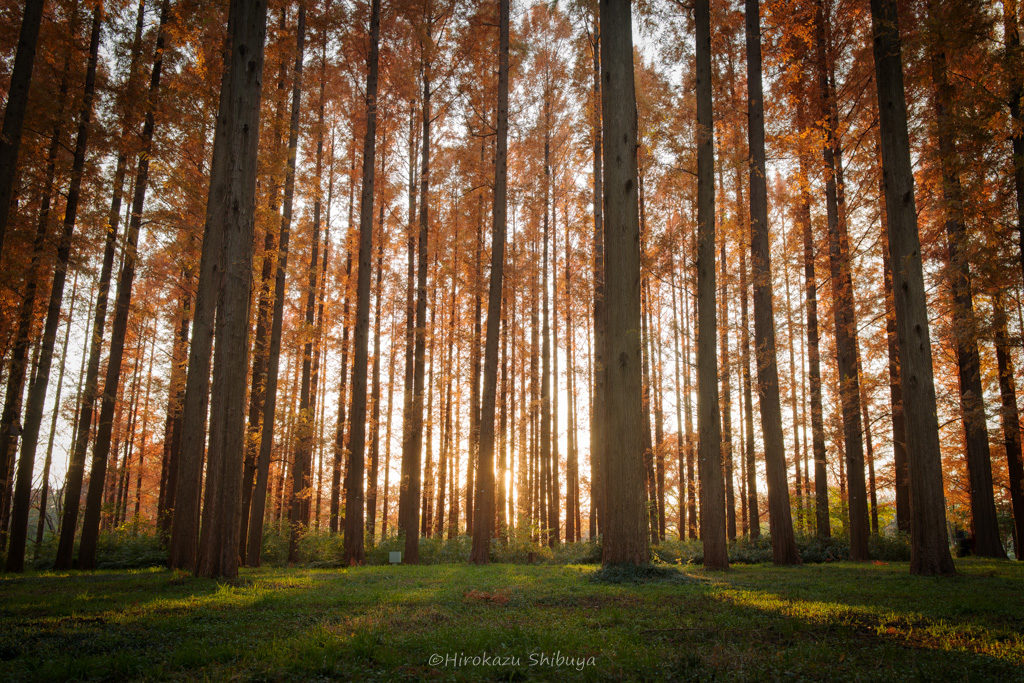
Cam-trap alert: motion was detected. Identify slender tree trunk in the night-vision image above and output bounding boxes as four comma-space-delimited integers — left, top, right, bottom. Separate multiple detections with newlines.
739, 221, 759, 538
0, 14, 74, 555
695, 0, 728, 569
926, 0, 1004, 558
239, 7, 289, 561
1004, 0, 1024, 285
133, 330, 157, 523
745, 0, 799, 564
367, 167, 386, 546
330, 245, 353, 534
401, 16, 434, 563
993, 296, 1024, 554
814, 0, 868, 560
868, 0, 955, 575
598, 0, 648, 567
35, 275, 78, 547
288, 21, 327, 561
718, 227, 736, 542
54, 0, 142, 558
0, 0, 45, 255
588, 16, 606, 538
243, 4, 302, 568
80, 0, 170, 569
342, 0, 381, 564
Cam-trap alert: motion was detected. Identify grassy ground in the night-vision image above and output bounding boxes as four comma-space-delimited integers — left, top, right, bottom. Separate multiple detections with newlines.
1, 559, 1022, 681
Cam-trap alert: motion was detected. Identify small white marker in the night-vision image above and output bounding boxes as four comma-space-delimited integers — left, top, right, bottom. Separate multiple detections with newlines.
389, 551, 402, 564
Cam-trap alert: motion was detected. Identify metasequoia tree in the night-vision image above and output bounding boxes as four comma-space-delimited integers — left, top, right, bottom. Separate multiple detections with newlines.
470, 0, 509, 565
5, 6, 102, 573
695, 0, 728, 570
868, 0, 955, 576
0, 0, 46, 256
598, 0, 648, 567
192, 0, 270, 579
744, 0, 799, 565
344, 0, 382, 566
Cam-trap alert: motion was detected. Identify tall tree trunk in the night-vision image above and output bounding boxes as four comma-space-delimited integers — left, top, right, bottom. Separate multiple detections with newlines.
739, 220, 759, 538
745, 0, 799, 564
587, 15, 606, 538
814, 0, 868, 560
0, 11, 75, 554
288, 21, 327, 562
367, 170, 385, 545
242, 4, 303, 567
239, 6, 289, 561
598, 0, 648, 567
401, 13, 434, 563
55, 0, 146, 568
330, 245, 353, 534
718, 226, 736, 542
342, 0, 381, 564
194, 0, 269, 579
993, 295, 1024, 554
695, 0, 728, 570
80, 0, 170, 570
878, 175, 910, 533
35, 274, 78, 547
1003, 0, 1024, 296
0, 0, 45, 255
868, 0, 955, 575
7, 6, 101, 571
926, 0, 1004, 558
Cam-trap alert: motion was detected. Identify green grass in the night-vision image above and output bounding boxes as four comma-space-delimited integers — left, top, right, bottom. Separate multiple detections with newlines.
1, 559, 1022, 680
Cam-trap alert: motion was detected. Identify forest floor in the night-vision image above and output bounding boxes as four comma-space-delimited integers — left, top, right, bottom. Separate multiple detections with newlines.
1, 558, 1022, 681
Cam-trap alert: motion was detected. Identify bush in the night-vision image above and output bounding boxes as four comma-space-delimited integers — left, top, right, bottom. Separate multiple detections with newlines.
31, 526, 166, 570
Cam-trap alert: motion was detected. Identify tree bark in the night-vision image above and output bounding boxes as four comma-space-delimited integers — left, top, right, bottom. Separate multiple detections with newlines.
926, 0, 1004, 558
0, 0, 45, 256
193, 0, 269, 579
813, 0, 869, 560
868, 0, 955, 575
598, 0, 648, 567
80, 0, 171, 570
695, 0, 728, 570
244, 3, 302, 567
745, 0, 799, 564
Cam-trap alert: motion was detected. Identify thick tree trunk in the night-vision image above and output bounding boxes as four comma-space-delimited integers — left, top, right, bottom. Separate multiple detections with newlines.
401, 15, 434, 563
193, 0, 269, 579
342, 0, 381, 565
598, 0, 648, 567
695, 0, 728, 570
745, 0, 799, 564
878, 188, 910, 533
468, 0, 505, 561
239, 7, 289, 561
868, 0, 955, 575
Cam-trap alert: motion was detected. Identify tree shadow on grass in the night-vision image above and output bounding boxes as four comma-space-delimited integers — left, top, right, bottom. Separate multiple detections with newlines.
1, 562, 1022, 680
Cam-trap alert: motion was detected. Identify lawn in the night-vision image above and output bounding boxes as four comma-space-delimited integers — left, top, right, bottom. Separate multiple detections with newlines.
1, 559, 1022, 680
